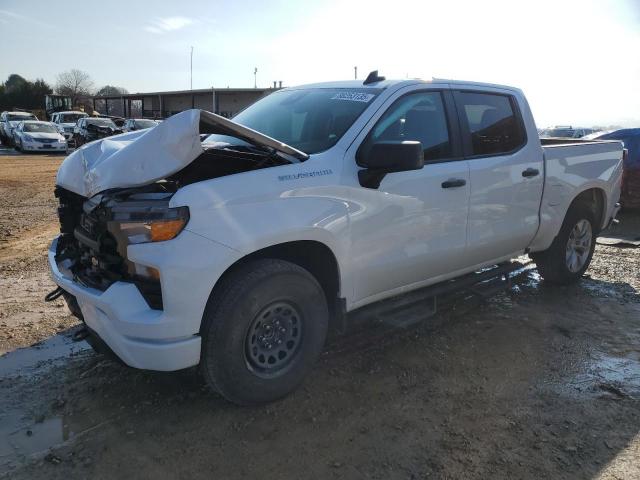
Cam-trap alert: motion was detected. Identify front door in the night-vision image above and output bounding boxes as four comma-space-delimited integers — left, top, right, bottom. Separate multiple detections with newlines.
347, 89, 471, 305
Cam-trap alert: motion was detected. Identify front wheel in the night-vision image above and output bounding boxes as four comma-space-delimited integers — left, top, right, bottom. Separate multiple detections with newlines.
530, 203, 597, 284
200, 259, 329, 405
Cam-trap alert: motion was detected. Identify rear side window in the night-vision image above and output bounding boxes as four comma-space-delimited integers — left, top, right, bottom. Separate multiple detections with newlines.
457, 92, 525, 156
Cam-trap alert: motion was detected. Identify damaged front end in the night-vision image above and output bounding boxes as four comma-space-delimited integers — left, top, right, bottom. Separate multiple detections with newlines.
52, 109, 306, 318
54, 184, 187, 310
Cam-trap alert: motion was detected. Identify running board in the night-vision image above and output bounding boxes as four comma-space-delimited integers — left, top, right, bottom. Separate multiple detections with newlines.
348, 261, 530, 330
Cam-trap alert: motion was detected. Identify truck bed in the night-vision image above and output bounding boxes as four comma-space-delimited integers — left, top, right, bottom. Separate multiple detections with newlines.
528, 139, 624, 252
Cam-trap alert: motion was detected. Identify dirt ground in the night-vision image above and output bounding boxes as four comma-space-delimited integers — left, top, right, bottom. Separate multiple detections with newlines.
1, 151, 639, 479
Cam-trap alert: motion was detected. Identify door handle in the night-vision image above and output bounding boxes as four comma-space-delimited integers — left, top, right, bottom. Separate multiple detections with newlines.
522, 168, 540, 178
441, 178, 467, 189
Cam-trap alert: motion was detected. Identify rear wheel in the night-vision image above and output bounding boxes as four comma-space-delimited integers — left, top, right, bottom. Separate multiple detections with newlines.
200, 259, 329, 405
530, 203, 597, 284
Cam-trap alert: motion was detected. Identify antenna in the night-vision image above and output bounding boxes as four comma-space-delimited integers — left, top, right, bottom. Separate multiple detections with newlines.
363, 70, 385, 85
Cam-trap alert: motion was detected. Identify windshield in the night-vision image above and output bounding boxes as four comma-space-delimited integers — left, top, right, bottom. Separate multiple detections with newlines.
23, 123, 58, 133
205, 88, 381, 154
8, 114, 36, 121
135, 119, 157, 129
88, 119, 116, 128
61, 113, 86, 123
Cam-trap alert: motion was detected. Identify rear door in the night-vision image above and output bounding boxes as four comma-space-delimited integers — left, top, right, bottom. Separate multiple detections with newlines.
453, 89, 544, 264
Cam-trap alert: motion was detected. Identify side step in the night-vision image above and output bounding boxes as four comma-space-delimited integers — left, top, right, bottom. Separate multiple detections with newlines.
348, 261, 531, 330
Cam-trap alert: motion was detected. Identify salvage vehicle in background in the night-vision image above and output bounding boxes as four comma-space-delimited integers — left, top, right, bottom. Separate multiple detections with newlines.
0, 111, 38, 146
121, 118, 159, 132
48, 75, 623, 405
51, 111, 89, 144
586, 128, 640, 209
13, 121, 67, 153
73, 117, 122, 147
96, 115, 126, 128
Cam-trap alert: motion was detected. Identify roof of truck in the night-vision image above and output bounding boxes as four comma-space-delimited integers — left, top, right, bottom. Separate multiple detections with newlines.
288, 78, 522, 93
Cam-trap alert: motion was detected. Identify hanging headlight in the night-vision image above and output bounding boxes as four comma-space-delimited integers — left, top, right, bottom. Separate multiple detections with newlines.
107, 205, 190, 245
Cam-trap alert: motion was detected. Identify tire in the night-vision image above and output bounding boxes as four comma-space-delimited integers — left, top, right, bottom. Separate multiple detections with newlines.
200, 258, 329, 405
530, 203, 597, 284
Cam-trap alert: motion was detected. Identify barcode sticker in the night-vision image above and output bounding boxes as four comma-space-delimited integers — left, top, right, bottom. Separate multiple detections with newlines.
331, 92, 375, 103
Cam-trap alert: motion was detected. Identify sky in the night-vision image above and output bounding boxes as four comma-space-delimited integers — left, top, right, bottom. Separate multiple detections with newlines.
1, 0, 639, 127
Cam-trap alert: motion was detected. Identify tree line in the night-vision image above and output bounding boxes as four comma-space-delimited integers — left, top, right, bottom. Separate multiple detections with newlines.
0, 69, 128, 112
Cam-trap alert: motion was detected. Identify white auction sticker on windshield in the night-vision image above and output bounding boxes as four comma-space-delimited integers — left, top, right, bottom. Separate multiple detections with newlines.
331, 92, 375, 103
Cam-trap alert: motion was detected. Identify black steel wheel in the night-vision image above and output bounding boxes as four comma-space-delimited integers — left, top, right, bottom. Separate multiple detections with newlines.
245, 301, 304, 377
200, 258, 329, 405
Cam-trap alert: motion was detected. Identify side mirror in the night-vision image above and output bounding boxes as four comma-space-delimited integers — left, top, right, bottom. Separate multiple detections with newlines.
357, 141, 424, 189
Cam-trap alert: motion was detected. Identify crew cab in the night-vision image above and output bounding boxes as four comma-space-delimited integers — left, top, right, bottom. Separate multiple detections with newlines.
50, 111, 89, 144
48, 75, 623, 405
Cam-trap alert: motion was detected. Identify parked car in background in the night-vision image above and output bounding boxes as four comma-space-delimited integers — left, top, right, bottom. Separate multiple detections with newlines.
0, 111, 38, 146
13, 121, 67, 153
51, 111, 88, 144
73, 117, 123, 147
121, 118, 159, 132
540, 126, 597, 138
49, 76, 623, 405
586, 128, 640, 209
96, 115, 125, 128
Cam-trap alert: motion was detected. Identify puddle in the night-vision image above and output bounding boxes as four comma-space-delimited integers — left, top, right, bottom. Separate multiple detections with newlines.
581, 278, 636, 300
0, 413, 66, 464
0, 333, 91, 379
587, 354, 640, 394
556, 353, 640, 398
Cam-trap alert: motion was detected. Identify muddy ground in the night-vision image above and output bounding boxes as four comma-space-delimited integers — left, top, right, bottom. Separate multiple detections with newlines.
1, 150, 639, 479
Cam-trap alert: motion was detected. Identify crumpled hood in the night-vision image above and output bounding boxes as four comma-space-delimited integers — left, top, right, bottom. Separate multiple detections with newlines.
56, 109, 308, 198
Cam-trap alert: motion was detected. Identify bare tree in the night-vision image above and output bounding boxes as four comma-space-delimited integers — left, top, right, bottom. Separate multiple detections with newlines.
55, 69, 94, 106
95, 85, 129, 96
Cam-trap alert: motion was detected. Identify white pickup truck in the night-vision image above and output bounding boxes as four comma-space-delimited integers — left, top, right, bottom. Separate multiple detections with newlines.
48, 74, 623, 405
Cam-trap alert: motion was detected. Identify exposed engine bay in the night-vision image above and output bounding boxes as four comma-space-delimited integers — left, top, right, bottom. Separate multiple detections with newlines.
54, 144, 289, 310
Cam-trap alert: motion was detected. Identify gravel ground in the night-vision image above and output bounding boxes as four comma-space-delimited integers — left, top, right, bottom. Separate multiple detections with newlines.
0, 152, 639, 479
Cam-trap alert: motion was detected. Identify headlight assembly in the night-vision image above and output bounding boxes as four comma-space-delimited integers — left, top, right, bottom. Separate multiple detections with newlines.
107, 205, 189, 245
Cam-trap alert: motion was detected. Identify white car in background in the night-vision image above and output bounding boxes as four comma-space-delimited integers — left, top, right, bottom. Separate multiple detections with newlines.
0, 111, 38, 146
13, 121, 67, 153
50, 111, 88, 144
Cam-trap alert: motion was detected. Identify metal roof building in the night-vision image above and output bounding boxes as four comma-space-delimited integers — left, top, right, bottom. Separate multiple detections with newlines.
91, 87, 277, 119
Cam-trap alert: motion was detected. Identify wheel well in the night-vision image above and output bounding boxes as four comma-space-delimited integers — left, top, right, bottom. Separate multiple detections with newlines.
570, 188, 606, 232
214, 241, 343, 330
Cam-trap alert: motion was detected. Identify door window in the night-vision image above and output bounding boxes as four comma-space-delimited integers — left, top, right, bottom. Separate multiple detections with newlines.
366, 91, 453, 162
456, 92, 525, 156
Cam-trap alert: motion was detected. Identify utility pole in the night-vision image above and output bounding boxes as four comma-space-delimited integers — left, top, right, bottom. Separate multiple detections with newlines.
254, 67, 258, 88
354, 66, 357, 79
190, 46, 194, 90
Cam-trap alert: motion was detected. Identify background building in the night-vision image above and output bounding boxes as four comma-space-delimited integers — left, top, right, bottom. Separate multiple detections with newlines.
91, 86, 277, 119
